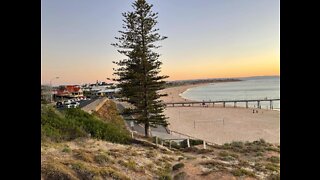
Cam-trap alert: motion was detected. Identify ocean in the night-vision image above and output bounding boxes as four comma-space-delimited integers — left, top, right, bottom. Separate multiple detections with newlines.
180, 76, 280, 110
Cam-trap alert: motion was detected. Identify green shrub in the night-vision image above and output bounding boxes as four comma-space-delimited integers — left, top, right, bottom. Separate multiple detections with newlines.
62, 147, 71, 153
265, 163, 279, 172
231, 168, 256, 177
267, 156, 280, 163
180, 139, 203, 148
172, 163, 184, 171
157, 163, 172, 180
41, 106, 131, 144
41, 161, 77, 180
94, 154, 110, 164
219, 151, 229, 157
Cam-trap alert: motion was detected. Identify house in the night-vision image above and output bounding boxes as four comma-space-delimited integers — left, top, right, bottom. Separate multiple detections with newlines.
56, 85, 84, 99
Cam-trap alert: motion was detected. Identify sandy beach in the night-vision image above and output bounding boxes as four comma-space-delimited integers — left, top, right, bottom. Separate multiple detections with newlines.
159, 83, 210, 103
160, 83, 280, 145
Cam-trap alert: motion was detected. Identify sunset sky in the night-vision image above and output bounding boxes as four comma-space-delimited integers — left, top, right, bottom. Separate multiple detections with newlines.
41, 0, 279, 85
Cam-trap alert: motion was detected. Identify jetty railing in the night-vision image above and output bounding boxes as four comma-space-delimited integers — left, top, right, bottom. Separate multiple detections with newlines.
164, 98, 280, 110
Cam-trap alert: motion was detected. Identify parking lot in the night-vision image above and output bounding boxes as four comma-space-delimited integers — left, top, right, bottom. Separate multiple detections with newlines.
55, 96, 99, 110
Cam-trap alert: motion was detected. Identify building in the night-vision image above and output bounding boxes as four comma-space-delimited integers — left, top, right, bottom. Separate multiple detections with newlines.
55, 85, 84, 99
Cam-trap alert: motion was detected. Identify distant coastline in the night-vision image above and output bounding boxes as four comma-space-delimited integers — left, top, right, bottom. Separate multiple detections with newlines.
165, 78, 241, 88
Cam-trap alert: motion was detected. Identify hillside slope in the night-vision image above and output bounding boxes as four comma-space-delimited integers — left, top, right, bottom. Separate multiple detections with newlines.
41, 101, 280, 180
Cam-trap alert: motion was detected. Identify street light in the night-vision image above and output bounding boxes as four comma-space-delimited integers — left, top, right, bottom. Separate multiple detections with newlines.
50, 77, 59, 102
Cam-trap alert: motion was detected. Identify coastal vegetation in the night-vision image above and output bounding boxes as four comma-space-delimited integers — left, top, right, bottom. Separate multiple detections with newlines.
41, 101, 280, 179
112, 0, 169, 137
41, 103, 130, 144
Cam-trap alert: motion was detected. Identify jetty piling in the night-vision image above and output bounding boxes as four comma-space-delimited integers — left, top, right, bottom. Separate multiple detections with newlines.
165, 98, 279, 110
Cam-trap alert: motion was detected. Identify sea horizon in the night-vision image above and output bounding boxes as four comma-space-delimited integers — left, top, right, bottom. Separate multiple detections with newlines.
180, 76, 280, 110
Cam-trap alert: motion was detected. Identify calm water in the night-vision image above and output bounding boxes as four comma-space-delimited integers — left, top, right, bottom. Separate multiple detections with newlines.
181, 76, 280, 110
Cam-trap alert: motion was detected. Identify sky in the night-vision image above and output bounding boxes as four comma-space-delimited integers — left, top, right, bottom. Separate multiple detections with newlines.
41, 0, 279, 85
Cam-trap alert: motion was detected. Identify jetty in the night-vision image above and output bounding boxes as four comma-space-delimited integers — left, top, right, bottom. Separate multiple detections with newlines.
164, 98, 280, 110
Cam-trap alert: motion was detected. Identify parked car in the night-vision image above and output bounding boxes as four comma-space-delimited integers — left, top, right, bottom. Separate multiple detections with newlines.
56, 101, 63, 108
64, 100, 71, 104
65, 102, 79, 108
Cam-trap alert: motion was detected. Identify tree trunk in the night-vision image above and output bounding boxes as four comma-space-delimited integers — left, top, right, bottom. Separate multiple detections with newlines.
145, 122, 150, 137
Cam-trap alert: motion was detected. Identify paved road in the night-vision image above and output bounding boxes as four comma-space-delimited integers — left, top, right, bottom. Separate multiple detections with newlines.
56, 97, 98, 110
113, 100, 184, 140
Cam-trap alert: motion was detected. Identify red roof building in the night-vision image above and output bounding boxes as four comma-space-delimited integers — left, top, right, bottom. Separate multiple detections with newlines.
56, 85, 83, 98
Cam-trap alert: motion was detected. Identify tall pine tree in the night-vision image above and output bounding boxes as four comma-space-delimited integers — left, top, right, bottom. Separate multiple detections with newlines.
112, 0, 169, 137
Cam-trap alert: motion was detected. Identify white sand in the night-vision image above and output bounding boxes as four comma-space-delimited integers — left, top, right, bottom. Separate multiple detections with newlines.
159, 83, 209, 103
160, 84, 280, 145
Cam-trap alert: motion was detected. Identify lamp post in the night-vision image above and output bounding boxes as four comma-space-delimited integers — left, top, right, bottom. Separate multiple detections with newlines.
50, 77, 59, 102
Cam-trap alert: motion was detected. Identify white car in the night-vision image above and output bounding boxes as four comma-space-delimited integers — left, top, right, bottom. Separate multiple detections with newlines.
63, 100, 72, 104
66, 102, 80, 108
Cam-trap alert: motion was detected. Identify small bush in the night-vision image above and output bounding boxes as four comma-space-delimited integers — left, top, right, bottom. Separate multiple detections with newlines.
94, 154, 110, 164
41, 161, 76, 180
73, 150, 94, 163
62, 147, 71, 153
118, 159, 140, 172
70, 162, 96, 179
172, 163, 184, 171
173, 172, 187, 180
157, 163, 172, 180
217, 150, 237, 161
219, 151, 229, 157
197, 149, 213, 154
181, 147, 198, 153
199, 160, 225, 170
267, 156, 280, 163
265, 163, 279, 172
231, 168, 256, 177
180, 139, 203, 148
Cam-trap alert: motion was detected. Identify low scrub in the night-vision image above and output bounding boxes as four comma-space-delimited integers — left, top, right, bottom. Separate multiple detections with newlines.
265, 163, 280, 172
267, 156, 280, 163
180, 139, 203, 148
157, 163, 172, 180
231, 168, 256, 177
199, 160, 226, 171
41, 161, 77, 180
172, 163, 184, 171
174, 172, 187, 180
41, 106, 130, 144
222, 139, 274, 154
267, 173, 280, 180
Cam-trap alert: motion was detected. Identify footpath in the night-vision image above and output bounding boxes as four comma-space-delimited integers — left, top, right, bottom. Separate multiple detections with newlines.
112, 100, 184, 141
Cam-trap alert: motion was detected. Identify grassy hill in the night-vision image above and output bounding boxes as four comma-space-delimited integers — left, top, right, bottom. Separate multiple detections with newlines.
41, 101, 280, 180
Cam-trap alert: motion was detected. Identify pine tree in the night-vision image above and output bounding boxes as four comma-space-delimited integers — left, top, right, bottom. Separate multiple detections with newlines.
112, 0, 169, 137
